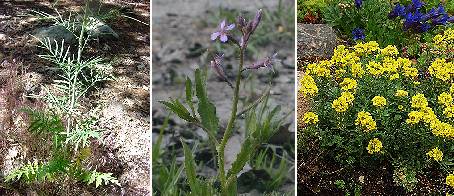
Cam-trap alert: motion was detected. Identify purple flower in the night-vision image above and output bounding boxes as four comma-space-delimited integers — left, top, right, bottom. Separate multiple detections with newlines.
355, 0, 362, 8
246, 53, 278, 71
211, 20, 235, 42
352, 28, 365, 41
210, 54, 233, 87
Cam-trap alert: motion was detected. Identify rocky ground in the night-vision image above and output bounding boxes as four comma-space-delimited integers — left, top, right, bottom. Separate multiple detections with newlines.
0, 1, 150, 195
152, 0, 295, 194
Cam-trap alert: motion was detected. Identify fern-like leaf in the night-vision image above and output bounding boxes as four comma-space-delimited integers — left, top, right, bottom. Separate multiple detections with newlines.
83, 171, 119, 187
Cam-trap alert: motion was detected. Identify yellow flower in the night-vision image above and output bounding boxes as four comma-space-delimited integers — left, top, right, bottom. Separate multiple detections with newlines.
447, 174, 454, 188
300, 75, 318, 97
354, 41, 379, 55
340, 78, 357, 92
367, 138, 383, 154
372, 96, 387, 108
427, 147, 443, 161
413, 81, 421, 85
332, 92, 355, 113
398, 105, 404, 110
429, 58, 452, 82
420, 107, 438, 124
406, 111, 423, 124
381, 45, 399, 56
395, 90, 408, 97
367, 61, 384, 76
430, 119, 454, 138
389, 73, 399, 80
355, 111, 377, 132
451, 84, 454, 94
303, 112, 319, 125
434, 34, 444, 45
444, 106, 454, 118
403, 67, 418, 78
438, 92, 453, 107
351, 62, 365, 78
411, 93, 428, 109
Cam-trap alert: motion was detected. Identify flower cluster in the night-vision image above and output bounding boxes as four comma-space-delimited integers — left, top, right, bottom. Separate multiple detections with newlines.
395, 89, 409, 97
332, 92, 355, 113
355, 111, 377, 132
389, 0, 454, 33
447, 174, 454, 188
372, 96, 386, 108
427, 147, 443, 161
429, 58, 453, 82
340, 78, 357, 92
433, 28, 454, 50
303, 112, 319, 125
300, 74, 318, 97
367, 138, 383, 154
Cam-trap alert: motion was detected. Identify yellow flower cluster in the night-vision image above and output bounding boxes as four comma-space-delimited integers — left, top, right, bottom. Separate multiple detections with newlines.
306, 60, 331, 78
381, 45, 399, 56
303, 112, 319, 125
438, 92, 453, 107
426, 147, 443, 161
433, 28, 454, 50
395, 89, 408, 97
332, 92, 355, 113
354, 41, 380, 55
372, 96, 386, 108
411, 93, 428, 109
406, 111, 423, 124
340, 78, 357, 92
429, 58, 454, 82
331, 45, 360, 68
444, 106, 454, 118
366, 55, 416, 79
447, 174, 454, 188
367, 138, 382, 154
355, 111, 377, 132
300, 75, 318, 97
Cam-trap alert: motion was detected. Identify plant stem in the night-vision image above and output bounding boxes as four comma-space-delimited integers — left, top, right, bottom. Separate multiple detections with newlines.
218, 48, 244, 192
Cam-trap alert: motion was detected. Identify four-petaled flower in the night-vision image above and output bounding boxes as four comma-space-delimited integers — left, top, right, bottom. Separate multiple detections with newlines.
211, 20, 235, 42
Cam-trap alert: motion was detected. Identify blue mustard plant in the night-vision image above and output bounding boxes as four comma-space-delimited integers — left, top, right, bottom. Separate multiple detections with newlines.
160, 9, 288, 195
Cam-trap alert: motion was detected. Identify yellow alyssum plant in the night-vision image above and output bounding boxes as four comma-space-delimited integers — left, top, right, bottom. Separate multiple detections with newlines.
300, 28, 454, 191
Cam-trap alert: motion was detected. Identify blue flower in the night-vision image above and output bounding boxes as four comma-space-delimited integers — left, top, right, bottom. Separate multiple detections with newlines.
352, 28, 365, 41
355, 0, 362, 8
406, 0, 424, 12
389, 4, 406, 19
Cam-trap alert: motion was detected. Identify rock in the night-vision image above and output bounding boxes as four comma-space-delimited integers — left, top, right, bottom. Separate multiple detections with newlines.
2, 144, 27, 177
297, 23, 337, 60
33, 25, 76, 44
86, 17, 119, 39
0, 33, 6, 41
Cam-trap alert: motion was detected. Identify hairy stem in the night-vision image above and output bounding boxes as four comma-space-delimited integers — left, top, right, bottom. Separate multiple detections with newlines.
218, 48, 244, 192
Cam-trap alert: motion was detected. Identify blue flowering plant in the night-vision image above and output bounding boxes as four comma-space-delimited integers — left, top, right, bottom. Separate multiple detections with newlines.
388, 0, 454, 33
159, 9, 289, 195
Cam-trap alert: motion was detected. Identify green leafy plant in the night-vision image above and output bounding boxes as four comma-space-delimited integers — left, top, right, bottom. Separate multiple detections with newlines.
159, 8, 290, 195
5, 3, 117, 188
299, 28, 454, 191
